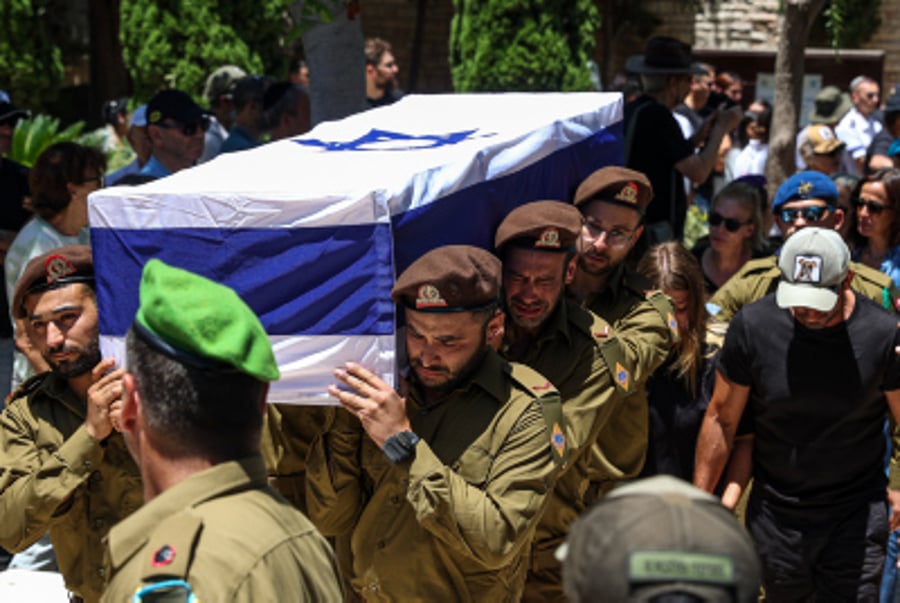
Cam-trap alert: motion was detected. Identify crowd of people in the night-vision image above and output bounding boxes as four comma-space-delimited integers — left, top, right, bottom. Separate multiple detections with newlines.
0, 31, 899, 603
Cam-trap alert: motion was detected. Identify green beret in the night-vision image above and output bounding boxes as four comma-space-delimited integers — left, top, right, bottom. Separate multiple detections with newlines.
134, 259, 280, 382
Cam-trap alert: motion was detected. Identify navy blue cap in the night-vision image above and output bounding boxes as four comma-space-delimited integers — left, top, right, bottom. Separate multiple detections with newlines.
772, 171, 838, 212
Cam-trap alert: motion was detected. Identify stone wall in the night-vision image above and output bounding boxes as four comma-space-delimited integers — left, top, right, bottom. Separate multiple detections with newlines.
361, 0, 900, 96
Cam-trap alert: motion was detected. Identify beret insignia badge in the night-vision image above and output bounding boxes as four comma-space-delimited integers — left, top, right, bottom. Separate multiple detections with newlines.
151, 544, 176, 567
615, 182, 639, 204
44, 255, 77, 285
535, 227, 561, 249
415, 284, 448, 309
798, 181, 813, 196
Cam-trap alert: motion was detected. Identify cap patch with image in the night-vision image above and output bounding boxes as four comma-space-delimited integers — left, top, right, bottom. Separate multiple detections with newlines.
415, 284, 448, 309
793, 255, 823, 284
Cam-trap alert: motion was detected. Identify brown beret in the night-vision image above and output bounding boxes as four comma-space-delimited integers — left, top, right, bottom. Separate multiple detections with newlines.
494, 200, 583, 252
573, 166, 654, 213
392, 245, 501, 312
12, 245, 94, 319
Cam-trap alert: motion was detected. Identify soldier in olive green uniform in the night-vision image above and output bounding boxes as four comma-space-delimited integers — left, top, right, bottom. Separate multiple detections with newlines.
102, 259, 342, 603
566, 167, 678, 496
306, 245, 566, 602
0, 246, 142, 603
492, 201, 632, 601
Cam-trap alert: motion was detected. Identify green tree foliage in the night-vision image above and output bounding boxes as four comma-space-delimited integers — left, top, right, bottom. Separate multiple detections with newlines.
120, 0, 293, 103
812, 0, 882, 49
8, 115, 85, 167
449, 0, 599, 92
0, 0, 65, 110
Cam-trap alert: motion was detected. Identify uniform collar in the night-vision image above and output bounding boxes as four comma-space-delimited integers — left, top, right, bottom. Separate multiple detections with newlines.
502, 298, 574, 355
41, 371, 88, 418
105, 456, 267, 572
405, 347, 509, 409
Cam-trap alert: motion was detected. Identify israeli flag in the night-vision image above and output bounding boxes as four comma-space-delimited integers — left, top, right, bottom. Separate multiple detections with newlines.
88, 92, 623, 404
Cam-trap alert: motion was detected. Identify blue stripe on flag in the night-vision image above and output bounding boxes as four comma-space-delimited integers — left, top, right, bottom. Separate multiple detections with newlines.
92, 224, 395, 337
391, 122, 623, 273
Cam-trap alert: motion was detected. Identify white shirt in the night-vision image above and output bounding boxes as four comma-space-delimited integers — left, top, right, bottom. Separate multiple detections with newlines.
835, 106, 883, 161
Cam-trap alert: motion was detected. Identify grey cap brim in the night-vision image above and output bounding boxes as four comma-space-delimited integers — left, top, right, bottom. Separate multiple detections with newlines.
625, 55, 706, 76
776, 280, 839, 311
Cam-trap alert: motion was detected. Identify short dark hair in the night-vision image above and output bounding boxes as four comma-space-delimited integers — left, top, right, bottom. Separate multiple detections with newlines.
232, 76, 270, 111
263, 83, 309, 129
126, 327, 266, 461
29, 142, 106, 220
365, 37, 392, 67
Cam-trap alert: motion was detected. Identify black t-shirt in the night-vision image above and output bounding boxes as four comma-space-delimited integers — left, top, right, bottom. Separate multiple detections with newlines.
624, 96, 694, 238
641, 344, 719, 482
720, 292, 900, 509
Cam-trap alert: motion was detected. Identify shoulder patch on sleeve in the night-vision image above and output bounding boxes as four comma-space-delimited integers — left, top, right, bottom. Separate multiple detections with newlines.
509, 363, 567, 465
644, 290, 681, 343
140, 512, 203, 583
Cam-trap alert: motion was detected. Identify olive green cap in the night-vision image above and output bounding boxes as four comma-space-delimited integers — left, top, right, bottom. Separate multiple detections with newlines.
134, 259, 280, 382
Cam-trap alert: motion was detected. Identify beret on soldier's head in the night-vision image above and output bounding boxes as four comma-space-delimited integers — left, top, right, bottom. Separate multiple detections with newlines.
494, 200, 583, 252
12, 245, 94, 319
133, 259, 280, 382
573, 166, 654, 213
392, 245, 501, 312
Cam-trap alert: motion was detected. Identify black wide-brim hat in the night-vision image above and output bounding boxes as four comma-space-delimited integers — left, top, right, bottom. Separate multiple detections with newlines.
625, 36, 706, 76
0, 101, 29, 123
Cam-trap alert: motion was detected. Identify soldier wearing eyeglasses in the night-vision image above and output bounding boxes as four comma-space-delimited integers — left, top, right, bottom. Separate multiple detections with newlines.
709, 171, 899, 325
567, 166, 679, 500
139, 90, 207, 180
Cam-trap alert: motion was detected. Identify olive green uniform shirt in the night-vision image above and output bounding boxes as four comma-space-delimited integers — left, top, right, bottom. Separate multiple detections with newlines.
501, 298, 631, 600
574, 264, 676, 486
306, 349, 563, 602
102, 456, 343, 603
0, 373, 142, 602
261, 403, 335, 513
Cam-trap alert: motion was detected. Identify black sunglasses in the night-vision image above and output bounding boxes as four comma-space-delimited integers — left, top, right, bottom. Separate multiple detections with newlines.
709, 212, 750, 232
154, 117, 209, 136
854, 197, 891, 214
778, 206, 830, 223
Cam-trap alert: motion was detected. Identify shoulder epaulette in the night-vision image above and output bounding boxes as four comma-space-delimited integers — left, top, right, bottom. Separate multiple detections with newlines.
6, 372, 50, 405
509, 363, 567, 466
139, 511, 203, 585
644, 289, 681, 344
579, 311, 632, 396
734, 256, 779, 278
849, 261, 899, 312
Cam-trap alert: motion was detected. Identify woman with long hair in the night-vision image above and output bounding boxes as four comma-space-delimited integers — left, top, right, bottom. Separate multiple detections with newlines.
692, 180, 768, 297
637, 242, 719, 481
849, 167, 900, 287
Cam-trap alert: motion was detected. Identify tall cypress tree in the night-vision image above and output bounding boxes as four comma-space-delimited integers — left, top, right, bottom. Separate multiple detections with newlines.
449, 0, 599, 92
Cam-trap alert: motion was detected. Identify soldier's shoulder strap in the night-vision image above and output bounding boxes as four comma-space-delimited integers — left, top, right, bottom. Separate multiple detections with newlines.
137, 511, 203, 599
6, 372, 50, 406
577, 309, 632, 396
849, 260, 899, 312
508, 362, 567, 466
734, 256, 779, 278
644, 289, 681, 344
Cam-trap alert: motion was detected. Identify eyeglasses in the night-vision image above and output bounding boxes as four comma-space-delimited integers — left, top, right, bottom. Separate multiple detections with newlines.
709, 212, 750, 232
854, 197, 891, 214
865, 92, 879, 100
778, 206, 830, 223
153, 118, 209, 136
583, 219, 636, 247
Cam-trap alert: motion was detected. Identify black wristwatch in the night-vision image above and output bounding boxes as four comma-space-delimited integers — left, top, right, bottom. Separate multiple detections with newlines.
383, 430, 420, 464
